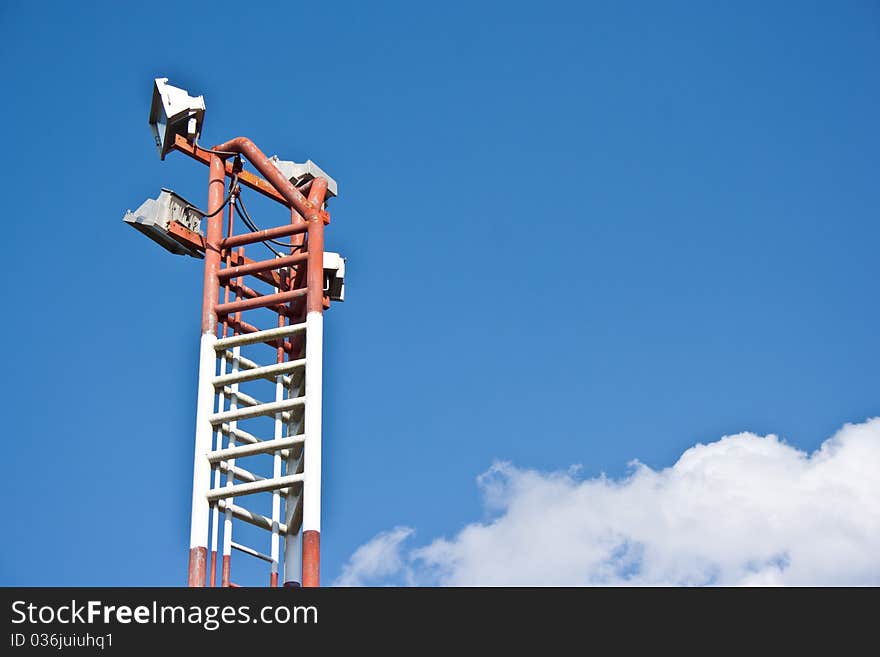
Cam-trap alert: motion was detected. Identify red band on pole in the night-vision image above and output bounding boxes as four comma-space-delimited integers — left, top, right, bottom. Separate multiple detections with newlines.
305, 178, 328, 315
187, 547, 207, 587
302, 530, 320, 587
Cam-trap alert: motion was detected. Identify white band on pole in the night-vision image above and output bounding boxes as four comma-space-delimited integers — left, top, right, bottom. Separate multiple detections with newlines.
302, 311, 323, 534
189, 333, 217, 549
284, 368, 305, 586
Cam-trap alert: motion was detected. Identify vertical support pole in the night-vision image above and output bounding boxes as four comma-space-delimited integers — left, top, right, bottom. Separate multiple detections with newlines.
221, 345, 240, 587
270, 272, 286, 588
284, 206, 306, 588
210, 199, 236, 587
283, 373, 304, 587
187, 153, 225, 587
209, 341, 226, 586
302, 180, 328, 587
222, 247, 245, 588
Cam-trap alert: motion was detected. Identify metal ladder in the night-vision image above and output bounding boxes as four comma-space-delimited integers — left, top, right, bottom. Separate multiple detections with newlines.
188, 180, 328, 587
155, 135, 339, 588
208, 318, 308, 588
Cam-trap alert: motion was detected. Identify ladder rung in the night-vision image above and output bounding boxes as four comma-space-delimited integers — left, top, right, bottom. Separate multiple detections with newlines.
210, 397, 306, 424
217, 462, 295, 495
219, 425, 301, 460
206, 474, 304, 501
231, 541, 276, 563
219, 424, 260, 444
222, 386, 261, 408
221, 351, 293, 387
220, 388, 304, 424
222, 225, 309, 250
216, 499, 288, 534
208, 435, 305, 462
215, 322, 307, 350
219, 462, 263, 484
214, 358, 306, 387
218, 251, 308, 279
215, 287, 307, 318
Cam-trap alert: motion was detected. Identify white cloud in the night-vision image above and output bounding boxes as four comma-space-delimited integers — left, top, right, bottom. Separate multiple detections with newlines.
334, 526, 414, 586
336, 418, 880, 586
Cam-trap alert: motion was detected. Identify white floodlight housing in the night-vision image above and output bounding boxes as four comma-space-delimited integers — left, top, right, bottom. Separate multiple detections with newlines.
269, 155, 338, 200
149, 77, 206, 160
123, 189, 205, 258
323, 252, 346, 302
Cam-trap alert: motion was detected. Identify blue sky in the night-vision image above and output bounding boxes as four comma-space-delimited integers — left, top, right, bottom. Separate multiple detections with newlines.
1, 1, 878, 585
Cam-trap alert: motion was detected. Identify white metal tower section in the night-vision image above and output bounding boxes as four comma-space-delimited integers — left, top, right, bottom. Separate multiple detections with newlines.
202, 317, 318, 588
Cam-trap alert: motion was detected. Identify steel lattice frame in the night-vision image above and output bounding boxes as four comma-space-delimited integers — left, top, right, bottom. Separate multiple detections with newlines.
165, 134, 332, 588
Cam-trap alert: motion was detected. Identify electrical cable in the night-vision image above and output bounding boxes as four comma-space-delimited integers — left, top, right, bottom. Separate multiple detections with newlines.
236, 194, 303, 252
185, 159, 305, 258
235, 202, 284, 257
193, 136, 239, 158
185, 179, 235, 218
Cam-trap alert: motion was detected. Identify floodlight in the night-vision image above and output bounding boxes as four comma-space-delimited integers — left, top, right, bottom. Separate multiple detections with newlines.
149, 77, 206, 159
269, 155, 338, 200
123, 189, 204, 258
323, 252, 346, 301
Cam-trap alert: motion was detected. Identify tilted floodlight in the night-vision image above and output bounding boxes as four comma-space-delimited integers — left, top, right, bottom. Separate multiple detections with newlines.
123, 189, 205, 258
323, 251, 346, 302
149, 78, 206, 160
269, 155, 338, 200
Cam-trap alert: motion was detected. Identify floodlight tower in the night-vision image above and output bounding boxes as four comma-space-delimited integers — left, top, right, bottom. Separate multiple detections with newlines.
125, 78, 345, 587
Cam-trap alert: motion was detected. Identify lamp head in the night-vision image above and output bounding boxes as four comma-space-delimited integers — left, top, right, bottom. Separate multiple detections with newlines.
123, 188, 204, 258
149, 77, 206, 159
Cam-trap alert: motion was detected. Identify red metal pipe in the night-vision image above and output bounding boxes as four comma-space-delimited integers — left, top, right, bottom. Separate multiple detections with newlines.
306, 178, 328, 315
284, 216, 310, 357
225, 251, 285, 289
173, 134, 319, 208
165, 219, 287, 289
302, 531, 320, 587
173, 134, 288, 206
287, 206, 308, 328
201, 156, 225, 336
211, 137, 328, 225
222, 555, 231, 588
218, 252, 308, 282
215, 288, 307, 316
188, 548, 207, 588
222, 222, 309, 249
227, 281, 299, 318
